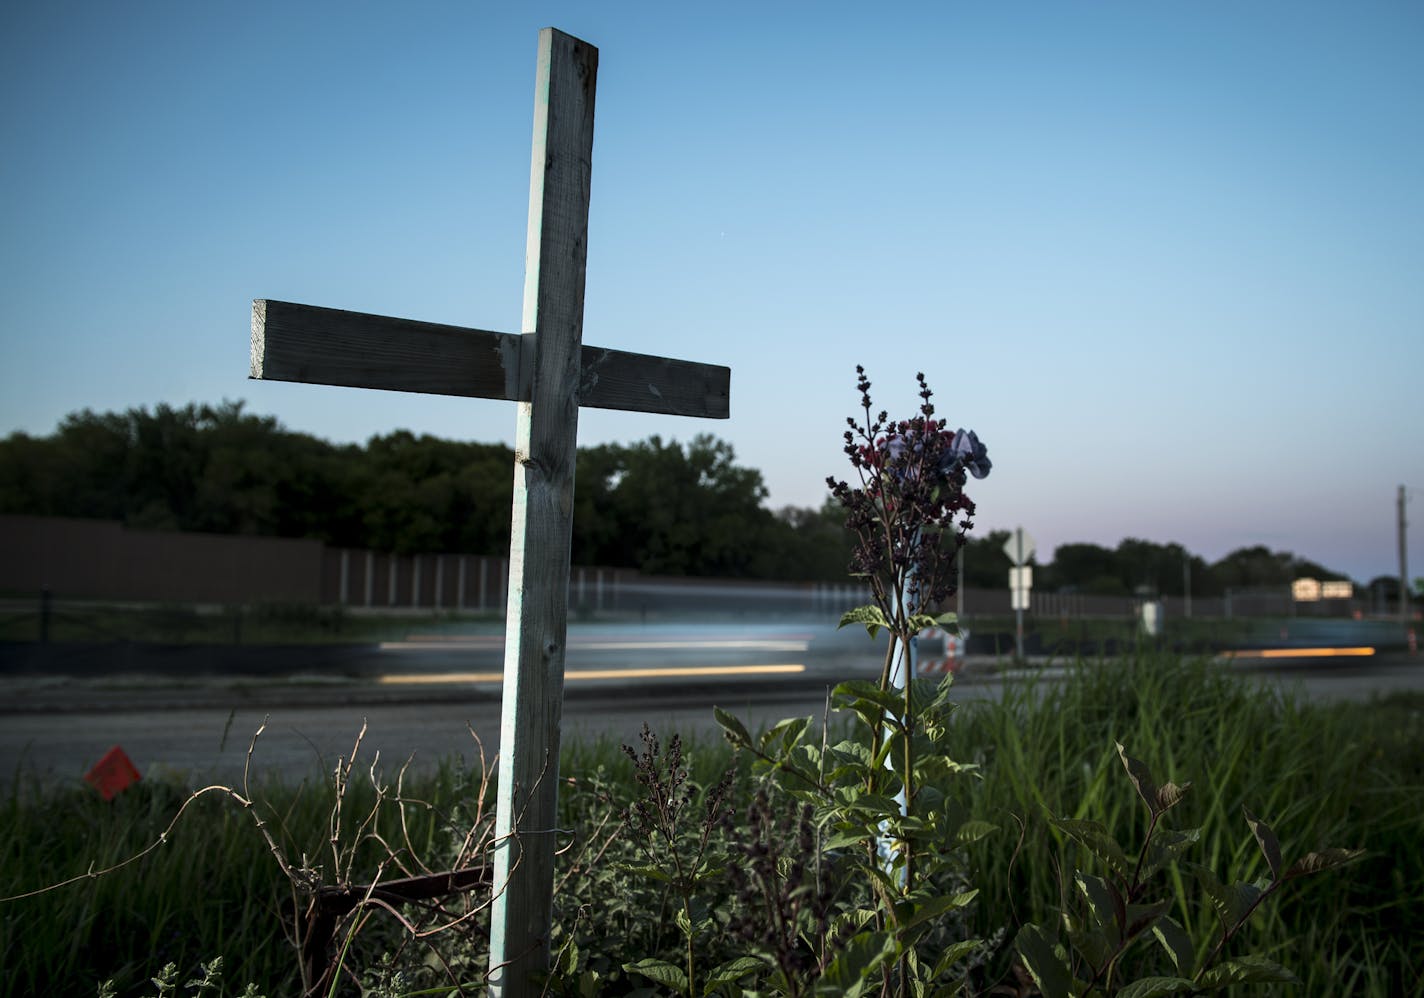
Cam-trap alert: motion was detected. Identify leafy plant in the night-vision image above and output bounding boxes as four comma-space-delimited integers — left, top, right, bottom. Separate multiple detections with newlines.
826, 366, 987, 686
713, 368, 994, 995
616, 725, 745, 996
1013, 743, 1365, 997
3, 672, 1415, 994
97, 956, 265, 998
5, 369, 1402, 996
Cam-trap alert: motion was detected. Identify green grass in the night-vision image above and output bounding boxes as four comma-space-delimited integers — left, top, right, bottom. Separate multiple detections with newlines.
949, 653, 1424, 993
0, 756, 496, 997
2, 654, 1420, 996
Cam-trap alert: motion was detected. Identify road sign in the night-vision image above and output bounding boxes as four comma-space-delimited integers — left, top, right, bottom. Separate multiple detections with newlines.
1004, 527, 1036, 566
1004, 527, 1035, 660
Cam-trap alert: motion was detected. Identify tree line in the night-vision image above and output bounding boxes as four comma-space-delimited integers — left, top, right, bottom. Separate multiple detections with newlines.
0, 402, 851, 582
0, 402, 1360, 593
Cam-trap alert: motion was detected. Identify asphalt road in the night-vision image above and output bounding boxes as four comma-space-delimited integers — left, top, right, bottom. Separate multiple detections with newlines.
2, 622, 1420, 790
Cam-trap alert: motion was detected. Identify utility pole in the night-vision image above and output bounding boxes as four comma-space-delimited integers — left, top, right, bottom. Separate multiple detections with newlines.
1401, 485, 1410, 625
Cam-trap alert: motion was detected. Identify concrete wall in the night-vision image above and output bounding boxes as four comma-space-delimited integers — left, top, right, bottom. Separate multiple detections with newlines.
1, 515, 324, 604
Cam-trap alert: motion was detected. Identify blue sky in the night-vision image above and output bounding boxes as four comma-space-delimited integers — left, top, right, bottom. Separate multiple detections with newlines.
2, 2, 1421, 586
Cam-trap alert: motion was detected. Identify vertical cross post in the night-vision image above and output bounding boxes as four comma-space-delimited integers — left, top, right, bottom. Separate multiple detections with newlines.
487, 28, 598, 994
247, 26, 729, 993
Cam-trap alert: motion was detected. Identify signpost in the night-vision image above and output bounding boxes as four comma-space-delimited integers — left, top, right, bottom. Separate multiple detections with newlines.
1004, 527, 1035, 660
249, 29, 730, 994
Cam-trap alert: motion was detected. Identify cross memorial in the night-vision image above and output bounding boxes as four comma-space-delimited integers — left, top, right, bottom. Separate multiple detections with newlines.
248, 29, 730, 994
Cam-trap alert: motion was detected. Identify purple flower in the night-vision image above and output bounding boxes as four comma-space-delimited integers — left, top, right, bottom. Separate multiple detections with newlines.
831, 370, 991, 618
949, 429, 991, 479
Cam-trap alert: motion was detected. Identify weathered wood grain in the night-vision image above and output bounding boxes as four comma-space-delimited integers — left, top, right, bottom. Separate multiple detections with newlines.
252, 300, 520, 401
577, 344, 729, 418
251, 299, 729, 419
246, 28, 731, 996
488, 27, 597, 996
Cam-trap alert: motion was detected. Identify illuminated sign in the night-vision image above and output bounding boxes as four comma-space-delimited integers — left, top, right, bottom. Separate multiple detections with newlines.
1292, 578, 1353, 601
1292, 578, 1321, 601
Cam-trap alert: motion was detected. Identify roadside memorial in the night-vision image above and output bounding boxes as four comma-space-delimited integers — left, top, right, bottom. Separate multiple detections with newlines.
248, 28, 730, 993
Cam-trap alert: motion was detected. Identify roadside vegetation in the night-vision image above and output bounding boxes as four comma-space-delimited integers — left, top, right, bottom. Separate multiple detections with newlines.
4, 378, 1415, 995
2, 654, 1419, 996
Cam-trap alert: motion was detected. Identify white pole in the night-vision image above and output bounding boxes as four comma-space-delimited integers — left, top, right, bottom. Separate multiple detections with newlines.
488, 30, 599, 993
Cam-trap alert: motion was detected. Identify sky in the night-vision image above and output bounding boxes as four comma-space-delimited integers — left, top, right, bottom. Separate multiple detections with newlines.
2, 1, 1421, 586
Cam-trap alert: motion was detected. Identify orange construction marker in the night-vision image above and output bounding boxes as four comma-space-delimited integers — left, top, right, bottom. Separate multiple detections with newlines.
85, 745, 141, 801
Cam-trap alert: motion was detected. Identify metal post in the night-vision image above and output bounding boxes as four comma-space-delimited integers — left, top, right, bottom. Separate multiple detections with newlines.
957, 545, 964, 622
39, 588, 51, 644
1401, 485, 1410, 625
1014, 529, 1025, 662
1008, 528, 1029, 661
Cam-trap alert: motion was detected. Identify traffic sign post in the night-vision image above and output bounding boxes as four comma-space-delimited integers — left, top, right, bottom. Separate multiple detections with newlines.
1004, 528, 1035, 660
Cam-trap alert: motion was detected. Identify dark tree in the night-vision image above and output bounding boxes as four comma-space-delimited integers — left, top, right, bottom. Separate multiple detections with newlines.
960, 529, 1014, 590
573, 434, 778, 577
1042, 542, 1125, 595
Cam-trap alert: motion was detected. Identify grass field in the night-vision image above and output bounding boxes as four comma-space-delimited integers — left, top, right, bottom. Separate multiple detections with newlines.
2, 652, 1420, 996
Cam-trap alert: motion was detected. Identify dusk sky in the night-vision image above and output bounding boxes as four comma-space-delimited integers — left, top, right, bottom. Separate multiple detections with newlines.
2, 2, 1420, 586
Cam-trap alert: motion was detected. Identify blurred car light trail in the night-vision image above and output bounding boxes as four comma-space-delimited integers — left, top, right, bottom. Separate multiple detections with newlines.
376, 663, 807, 684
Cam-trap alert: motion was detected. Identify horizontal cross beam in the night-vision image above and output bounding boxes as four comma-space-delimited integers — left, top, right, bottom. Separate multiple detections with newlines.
250, 299, 729, 419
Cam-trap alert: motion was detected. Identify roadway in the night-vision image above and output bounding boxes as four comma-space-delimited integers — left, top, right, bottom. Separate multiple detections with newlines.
1, 621, 1420, 789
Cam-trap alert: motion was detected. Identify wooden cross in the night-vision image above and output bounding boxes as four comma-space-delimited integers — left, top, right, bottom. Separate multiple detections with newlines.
248, 28, 729, 994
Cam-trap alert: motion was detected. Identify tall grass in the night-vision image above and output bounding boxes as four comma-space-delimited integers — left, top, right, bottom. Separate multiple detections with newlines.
1, 775, 297, 995
2, 654, 1420, 995
949, 652, 1424, 993
0, 756, 490, 997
